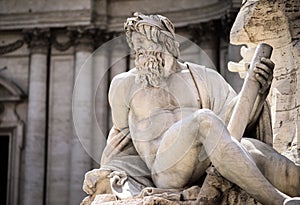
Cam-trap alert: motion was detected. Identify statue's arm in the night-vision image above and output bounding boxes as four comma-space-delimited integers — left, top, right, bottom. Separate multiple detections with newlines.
108, 73, 130, 132
247, 57, 274, 127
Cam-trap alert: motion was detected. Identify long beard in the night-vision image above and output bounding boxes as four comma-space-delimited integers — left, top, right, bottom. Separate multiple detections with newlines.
135, 51, 165, 88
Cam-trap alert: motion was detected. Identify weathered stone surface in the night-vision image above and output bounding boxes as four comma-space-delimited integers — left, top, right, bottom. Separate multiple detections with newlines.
229, 0, 300, 163
88, 167, 262, 205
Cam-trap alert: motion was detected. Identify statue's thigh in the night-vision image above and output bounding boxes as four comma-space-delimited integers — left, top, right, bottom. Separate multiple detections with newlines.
151, 114, 210, 188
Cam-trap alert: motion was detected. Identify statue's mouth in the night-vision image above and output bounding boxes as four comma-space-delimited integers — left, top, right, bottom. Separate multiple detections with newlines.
227, 44, 256, 78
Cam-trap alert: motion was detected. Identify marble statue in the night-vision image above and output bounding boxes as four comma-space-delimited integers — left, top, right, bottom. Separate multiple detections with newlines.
82, 13, 300, 205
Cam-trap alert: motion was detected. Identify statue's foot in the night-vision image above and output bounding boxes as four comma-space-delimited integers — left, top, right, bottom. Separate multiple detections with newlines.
284, 198, 300, 205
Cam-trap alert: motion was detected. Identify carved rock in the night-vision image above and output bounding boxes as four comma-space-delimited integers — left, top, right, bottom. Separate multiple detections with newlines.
85, 167, 261, 205
229, 0, 300, 162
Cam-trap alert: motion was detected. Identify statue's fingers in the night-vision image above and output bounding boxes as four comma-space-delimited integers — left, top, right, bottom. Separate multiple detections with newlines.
254, 65, 269, 80
256, 61, 272, 74
255, 74, 270, 94
255, 74, 268, 87
261, 57, 275, 70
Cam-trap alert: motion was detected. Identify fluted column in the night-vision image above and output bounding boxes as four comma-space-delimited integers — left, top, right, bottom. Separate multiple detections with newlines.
22, 29, 50, 205
69, 27, 94, 205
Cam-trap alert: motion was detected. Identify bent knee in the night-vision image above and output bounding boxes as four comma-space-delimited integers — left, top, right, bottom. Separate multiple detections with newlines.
193, 109, 221, 131
193, 109, 218, 123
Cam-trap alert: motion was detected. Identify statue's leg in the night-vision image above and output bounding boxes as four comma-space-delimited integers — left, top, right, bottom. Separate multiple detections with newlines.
241, 138, 300, 196
151, 110, 212, 189
152, 109, 289, 205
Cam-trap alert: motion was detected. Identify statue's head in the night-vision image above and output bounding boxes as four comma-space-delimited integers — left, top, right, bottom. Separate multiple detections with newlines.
124, 12, 180, 58
124, 12, 180, 87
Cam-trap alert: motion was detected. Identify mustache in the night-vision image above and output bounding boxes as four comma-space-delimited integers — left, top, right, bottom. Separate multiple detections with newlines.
135, 51, 164, 68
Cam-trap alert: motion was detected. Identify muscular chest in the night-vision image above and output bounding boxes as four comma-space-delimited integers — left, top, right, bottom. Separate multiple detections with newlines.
129, 73, 200, 119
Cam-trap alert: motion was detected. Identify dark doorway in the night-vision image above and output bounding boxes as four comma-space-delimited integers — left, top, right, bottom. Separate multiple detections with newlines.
0, 135, 9, 205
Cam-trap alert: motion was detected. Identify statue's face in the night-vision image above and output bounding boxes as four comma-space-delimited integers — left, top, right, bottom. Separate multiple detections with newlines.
131, 32, 162, 54
131, 32, 165, 88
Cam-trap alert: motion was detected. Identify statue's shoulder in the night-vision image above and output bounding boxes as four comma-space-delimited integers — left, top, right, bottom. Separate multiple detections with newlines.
109, 69, 137, 103
111, 69, 136, 87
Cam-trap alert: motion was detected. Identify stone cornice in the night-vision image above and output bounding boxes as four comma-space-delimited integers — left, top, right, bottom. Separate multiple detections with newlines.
105, 1, 233, 32
0, 9, 93, 31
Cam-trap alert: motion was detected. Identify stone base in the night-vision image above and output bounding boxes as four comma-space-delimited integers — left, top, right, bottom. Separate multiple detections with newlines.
84, 167, 262, 205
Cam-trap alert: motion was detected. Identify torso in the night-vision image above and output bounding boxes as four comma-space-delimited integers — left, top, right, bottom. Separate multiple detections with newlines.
126, 65, 201, 168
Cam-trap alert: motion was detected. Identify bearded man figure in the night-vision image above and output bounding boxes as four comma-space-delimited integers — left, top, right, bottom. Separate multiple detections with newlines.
82, 13, 300, 205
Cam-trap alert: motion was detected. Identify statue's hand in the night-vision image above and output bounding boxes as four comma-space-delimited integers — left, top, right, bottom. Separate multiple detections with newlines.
252, 57, 274, 95
82, 168, 112, 195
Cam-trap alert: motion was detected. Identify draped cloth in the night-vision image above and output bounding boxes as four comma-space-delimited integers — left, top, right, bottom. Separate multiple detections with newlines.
100, 62, 273, 199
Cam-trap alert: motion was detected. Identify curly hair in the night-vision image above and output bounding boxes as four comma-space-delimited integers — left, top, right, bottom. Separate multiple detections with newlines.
124, 12, 180, 58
